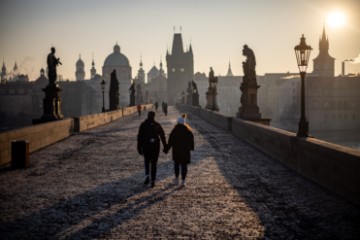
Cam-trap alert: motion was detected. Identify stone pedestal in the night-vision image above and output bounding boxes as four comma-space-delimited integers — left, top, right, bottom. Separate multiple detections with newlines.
237, 45, 270, 126
192, 92, 200, 107
238, 82, 261, 119
186, 92, 193, 106
33, 83, 63, 124
205, 88, 219, 111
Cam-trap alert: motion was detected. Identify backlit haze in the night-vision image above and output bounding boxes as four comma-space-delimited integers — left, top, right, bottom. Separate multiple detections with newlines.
1, 0, 359, 81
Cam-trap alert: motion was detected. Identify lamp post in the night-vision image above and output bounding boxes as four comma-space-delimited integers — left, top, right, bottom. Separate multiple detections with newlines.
294, 34, 312, 137
100, 79, 106, 112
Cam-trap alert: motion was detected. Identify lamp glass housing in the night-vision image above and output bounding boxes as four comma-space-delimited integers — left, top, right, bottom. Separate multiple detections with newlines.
294, 34, 312, 73
100, 79, 106, 91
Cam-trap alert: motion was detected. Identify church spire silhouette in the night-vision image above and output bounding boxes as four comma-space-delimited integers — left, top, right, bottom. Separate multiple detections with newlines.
319, 24, 329, 55
226, 61, 234, 77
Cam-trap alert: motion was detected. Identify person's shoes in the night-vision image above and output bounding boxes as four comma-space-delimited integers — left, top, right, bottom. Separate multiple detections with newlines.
151, 181, 155, 188
143, 176, 150, 185
181, 180, 186, 188
173, 177, 179, 185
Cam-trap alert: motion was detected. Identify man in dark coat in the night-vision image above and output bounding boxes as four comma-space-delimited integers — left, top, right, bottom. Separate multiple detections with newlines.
164, 115, 194, 188
137, 111, 167, 187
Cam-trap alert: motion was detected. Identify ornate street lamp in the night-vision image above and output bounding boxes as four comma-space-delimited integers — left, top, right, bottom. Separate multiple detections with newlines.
294, 34, 312, 137
100, 79, 106, 112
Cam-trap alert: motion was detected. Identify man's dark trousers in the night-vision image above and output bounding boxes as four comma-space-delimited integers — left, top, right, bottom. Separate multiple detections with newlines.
143, 144, 160, 182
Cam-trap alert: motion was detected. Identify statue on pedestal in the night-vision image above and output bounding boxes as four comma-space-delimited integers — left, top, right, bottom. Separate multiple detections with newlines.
205, 67, 219, 111
238, 45, 261, 119
33, 47, 63, 124
191, 81, 200, 107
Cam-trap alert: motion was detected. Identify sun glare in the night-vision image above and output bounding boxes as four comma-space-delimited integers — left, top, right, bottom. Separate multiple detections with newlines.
327, 11, 346, 28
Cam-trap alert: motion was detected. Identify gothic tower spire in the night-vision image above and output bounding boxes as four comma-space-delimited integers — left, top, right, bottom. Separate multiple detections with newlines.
90, 53, 96, 79
226, 61, 234, 77
2, 60, 6, 75
171, 33, 184, 55
166, 29, 194, 104
312, 25, 335, 78
13, 62, 18, 72
1, 60, 7, 83
319, 24, 329, 54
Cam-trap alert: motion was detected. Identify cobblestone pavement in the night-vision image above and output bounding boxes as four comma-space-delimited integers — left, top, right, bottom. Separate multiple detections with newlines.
1, 106, 359, 240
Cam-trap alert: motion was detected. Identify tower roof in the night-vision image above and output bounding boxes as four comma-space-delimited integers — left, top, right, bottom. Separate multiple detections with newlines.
148, 65, 159, 75
2, 60, 6, 72
171, 33, 184, 55
226, 62, 234, 77
13, 62, 18, 71
313, 25, 334, 61
189, 43, 193, 55
35, 68, 48, 86
92, 54, 95, 67
76, 55, 84, 67
104, 43, 130, 67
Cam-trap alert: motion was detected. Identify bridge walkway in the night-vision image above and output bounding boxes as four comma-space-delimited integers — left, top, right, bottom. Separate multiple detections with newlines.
0, 106, 359, 239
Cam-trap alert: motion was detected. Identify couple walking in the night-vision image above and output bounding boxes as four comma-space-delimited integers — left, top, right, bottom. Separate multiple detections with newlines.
137, 111, 194, 188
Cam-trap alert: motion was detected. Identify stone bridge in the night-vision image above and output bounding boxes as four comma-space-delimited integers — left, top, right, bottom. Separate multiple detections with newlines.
0, 106, 359, 239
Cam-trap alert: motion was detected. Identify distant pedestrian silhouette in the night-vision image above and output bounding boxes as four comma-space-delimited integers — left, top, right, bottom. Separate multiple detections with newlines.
162, 101, 168, 116
137, 111, 167, 188
164, 115, 194, 188
154, 101, 159, 112
137, 105, 142, 116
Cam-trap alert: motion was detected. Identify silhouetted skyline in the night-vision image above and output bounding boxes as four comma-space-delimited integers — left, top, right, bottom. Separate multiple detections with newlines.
1, 0, 359, 80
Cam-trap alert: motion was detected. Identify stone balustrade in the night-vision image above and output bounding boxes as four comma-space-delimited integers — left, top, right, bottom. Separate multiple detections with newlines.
0, 104, 153, 166
177, 104, 360, 206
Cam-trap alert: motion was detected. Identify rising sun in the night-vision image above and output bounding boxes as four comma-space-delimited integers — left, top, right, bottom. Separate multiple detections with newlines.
327, 10, 346, 28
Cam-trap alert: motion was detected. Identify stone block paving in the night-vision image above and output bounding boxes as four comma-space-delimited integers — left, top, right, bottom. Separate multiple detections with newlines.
0, 106, 359, 239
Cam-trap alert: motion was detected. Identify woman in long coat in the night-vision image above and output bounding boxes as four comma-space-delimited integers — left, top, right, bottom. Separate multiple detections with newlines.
165, 116, 194, 188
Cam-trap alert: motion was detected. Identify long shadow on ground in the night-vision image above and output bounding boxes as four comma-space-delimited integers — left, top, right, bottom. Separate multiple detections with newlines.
0, 142, 209, 239
190, 114, 360, 240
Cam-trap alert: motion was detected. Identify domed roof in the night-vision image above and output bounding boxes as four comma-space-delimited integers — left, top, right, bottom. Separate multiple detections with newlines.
76, 55, 84, 67
34, 68, 48, 87
103, 44, 130, 67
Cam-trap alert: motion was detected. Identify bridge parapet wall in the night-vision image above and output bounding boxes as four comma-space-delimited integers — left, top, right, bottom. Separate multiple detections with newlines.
74, 110, 123, 132
0, 119, 74, 166
177, 104, 360, 206
176, 105, 232, 131
1, 104, 153, 166
199, 108, 232, 131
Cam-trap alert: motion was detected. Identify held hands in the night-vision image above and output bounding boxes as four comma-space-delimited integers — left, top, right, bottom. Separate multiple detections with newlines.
163, 144, 169, 154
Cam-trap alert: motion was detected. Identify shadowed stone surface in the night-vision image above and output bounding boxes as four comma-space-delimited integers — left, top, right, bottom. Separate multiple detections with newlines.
0, 106, 359, 239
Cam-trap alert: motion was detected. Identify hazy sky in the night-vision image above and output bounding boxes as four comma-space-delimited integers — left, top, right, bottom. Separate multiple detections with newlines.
1, 0, 360, 81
